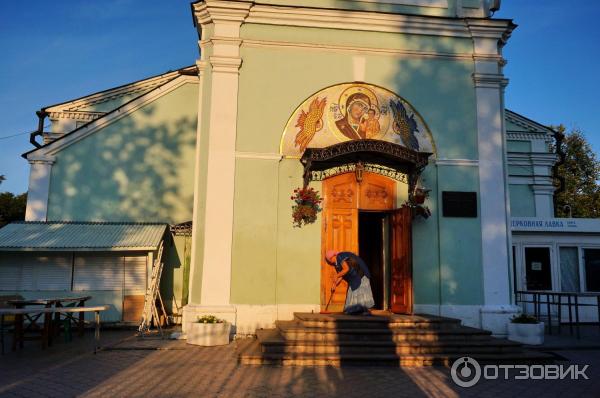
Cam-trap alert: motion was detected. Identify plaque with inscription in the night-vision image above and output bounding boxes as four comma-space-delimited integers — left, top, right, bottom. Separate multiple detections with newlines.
442, 191, 477, 218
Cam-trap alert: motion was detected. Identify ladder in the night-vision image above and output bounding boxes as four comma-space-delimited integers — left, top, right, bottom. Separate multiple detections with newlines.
138, 241, 169, 337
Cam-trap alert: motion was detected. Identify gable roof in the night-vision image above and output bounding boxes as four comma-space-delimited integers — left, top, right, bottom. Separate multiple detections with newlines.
0, 222, 167, 251
43, 65, 196, 122
24, 69, 198, 159
505, 109, 555, 136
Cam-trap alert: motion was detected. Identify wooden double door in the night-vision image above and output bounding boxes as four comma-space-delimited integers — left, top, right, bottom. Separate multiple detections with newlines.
321, 172, 413, 314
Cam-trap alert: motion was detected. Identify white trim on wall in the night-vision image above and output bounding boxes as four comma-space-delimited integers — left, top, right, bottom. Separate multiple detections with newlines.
191, 1, 252, 307
244, 4, 512, 38
235, 151, 283, 161
353, 0, 448, 8
25, 155, 55, 222
470, 19, 514, 310
434, 159, 478, 167
242, 39, 475, 61
26, 75, 198, 159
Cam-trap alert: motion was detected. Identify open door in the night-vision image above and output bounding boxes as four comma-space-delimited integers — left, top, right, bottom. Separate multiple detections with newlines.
321, 173, 358, 313
390, 206, 413, 314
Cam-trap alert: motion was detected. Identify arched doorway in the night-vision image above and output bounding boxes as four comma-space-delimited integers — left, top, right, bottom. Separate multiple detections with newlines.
320, 171, 412, 314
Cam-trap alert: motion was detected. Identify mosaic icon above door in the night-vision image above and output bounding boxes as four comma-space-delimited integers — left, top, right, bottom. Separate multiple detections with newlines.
280, 83, 434, 157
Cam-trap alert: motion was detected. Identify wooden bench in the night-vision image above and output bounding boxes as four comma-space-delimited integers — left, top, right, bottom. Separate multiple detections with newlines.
0, 305, 109, 355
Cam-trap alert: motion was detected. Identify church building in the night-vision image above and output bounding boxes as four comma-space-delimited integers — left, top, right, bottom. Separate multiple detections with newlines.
1, 0, 599, 337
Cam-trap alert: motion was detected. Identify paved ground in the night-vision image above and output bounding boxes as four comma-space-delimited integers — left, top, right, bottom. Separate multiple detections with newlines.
0, 330, 599, 398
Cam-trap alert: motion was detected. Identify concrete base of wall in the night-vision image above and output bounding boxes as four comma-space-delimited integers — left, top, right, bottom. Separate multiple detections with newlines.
414, 304, 521, 337
182, 303, 320, 336
182, 303, 521, 337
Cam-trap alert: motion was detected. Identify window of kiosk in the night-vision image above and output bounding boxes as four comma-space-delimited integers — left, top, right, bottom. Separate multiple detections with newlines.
559, 246, 580, 292
524, 247, 552, 291
583, 249, 600, 292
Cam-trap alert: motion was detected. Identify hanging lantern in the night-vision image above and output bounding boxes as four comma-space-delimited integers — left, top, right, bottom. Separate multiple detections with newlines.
355, 161, 365, 183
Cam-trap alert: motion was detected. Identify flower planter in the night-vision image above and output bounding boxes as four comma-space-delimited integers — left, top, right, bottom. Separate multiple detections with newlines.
507, 322, 545, 345
187, 321, 231, 346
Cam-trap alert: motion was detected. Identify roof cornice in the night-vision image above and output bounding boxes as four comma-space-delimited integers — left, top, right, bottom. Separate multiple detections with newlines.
192, 1, 515, 40
43, 66, 197, 114
24, 75, 199, 159
505, 109, 555, 136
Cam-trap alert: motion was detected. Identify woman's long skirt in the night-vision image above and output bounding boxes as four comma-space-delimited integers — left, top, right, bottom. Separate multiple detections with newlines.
344, 276, 375, 314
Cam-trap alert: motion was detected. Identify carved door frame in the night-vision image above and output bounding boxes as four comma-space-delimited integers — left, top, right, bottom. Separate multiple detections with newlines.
321, 171, 412, 313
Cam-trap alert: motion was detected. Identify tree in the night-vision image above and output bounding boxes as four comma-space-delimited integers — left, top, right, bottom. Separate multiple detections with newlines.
0, 192, 27, 227
0, 175, 27, 227
553, 125, 600, 218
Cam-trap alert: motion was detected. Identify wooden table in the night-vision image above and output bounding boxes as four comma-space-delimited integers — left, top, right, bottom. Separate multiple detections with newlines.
8, 296, 92, 350
0, 305, 109, 354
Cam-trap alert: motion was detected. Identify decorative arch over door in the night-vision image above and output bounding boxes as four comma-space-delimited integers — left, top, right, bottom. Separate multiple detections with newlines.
280, 82, 436, 157
303, 139, 430, 205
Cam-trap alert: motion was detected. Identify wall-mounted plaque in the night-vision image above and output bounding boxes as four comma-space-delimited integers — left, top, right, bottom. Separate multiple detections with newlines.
442, 191, 477, 218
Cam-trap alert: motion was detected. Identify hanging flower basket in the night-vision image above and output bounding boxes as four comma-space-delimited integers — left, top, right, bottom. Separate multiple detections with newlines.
413, 187, 431, 205
291, 187, 323, 228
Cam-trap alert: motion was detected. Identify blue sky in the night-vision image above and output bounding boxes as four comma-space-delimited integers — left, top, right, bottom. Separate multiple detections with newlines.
0, 1, 599, 194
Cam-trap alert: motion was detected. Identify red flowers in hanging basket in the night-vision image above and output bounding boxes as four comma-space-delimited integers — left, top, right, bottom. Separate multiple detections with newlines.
291, 187, 323, 228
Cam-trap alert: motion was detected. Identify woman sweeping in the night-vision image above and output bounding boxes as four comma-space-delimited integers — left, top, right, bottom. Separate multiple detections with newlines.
325, 250, 375, 315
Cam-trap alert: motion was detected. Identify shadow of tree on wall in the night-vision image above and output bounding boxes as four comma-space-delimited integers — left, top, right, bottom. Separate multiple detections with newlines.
47, 100, 196, 224
264, 1, 490, 313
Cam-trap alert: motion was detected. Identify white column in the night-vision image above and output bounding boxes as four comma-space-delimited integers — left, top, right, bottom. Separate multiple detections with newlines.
468, 20, 520, 335
188, 59, 208, 305
24, 155, 55, 221
184, 1, 252, 332
533, 185, 555, 218
531, 138, 556, 217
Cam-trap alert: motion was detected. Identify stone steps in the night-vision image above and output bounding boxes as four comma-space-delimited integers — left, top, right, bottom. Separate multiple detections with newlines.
256, 329, 522, 355
295, 312, 462, 330
277, 320, 492, 342
240, 340, 555, 366
238, 312, 555, 367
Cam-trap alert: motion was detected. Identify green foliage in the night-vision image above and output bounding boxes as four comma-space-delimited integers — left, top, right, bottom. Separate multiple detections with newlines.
0, 192, 27, 227
510, 313, 539, 324
196, 315, 223, 324
553, 125, 600, 218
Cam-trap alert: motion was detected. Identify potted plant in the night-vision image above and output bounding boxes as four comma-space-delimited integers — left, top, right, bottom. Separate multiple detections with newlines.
291, 187, 323, 227
507, 313, 545, 345
187, 315, 231, 346
413, 187, 430, 205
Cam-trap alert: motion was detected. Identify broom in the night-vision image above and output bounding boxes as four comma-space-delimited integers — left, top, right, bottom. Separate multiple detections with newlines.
321, 283, 339, 314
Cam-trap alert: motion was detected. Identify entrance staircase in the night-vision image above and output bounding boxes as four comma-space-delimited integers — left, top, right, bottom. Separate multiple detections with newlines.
239, 312, 554, 366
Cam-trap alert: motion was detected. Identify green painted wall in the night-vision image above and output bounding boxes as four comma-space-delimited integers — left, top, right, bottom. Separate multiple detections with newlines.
507, 140, 531, 152
47, 82, 198, 224
230, 158, 279, 304
275, 161, 322, 304
252, 0, 477, 18
186, 8, 508, 310
229, 161, 483, 306
79, 89, 157, 113
505, 118, 530, 133
45, 82, 198, 316
237, 31, 477, 161
436, 165, 483, 305
509, 184, 536, 217
230, 159, 321, 305
508, 165, 533, 176
162, 234, 191, 312
412, 166, 441, 305
242, 24, 473, 54
223, 21, 484, 306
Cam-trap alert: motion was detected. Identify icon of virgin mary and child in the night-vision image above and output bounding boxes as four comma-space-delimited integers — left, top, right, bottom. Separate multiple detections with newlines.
335, 91, 381, 140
